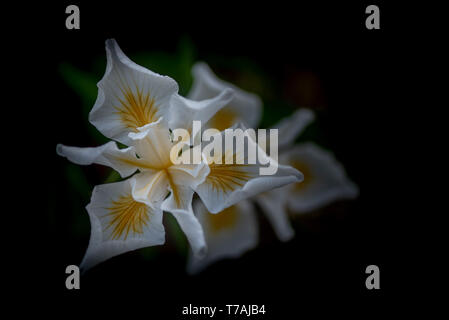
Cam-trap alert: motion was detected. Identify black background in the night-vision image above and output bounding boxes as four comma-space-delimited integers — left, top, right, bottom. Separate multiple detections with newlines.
9, 0, 412, 317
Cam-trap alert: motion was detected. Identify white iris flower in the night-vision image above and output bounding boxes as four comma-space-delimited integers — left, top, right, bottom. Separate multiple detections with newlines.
187, 63, 358, 274
188, 63, 262, 131
57, 40, 303, 271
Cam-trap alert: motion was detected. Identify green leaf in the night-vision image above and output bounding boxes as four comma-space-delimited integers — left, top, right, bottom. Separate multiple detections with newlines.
59, 62, 108, 144
176, 36, 196, 95
59, 63, 97, 115
164, 213, 188, 257
65, 164, 91, 202
103, 170, 121, 184
140, 247, 160, 261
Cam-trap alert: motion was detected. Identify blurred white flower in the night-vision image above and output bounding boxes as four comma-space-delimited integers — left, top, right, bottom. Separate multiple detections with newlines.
187, 63, 358, 273
188, 62, 262, 131
57, 40, 302, 271
187, 199, 258, 274
276, 143, 359, 214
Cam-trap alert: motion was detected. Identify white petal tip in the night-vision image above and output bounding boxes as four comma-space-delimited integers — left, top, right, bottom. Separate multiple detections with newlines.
105, 38, 118, 50
293, 169, 305, 182
300, 108, 315, 120
56, 144, 64, 156
79, 265, 87, 275
279, 230, 295, 242
192, 62, 210, 75
79, 257, 91, 274
193, 246, 207, 260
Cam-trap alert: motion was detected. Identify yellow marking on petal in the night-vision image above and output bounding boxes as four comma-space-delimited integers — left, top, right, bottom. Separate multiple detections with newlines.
208, 205, 238, 233
114, 85, 158, 131
291, 161, 313, 192
209, 107, 237, 131
207, 161, 254, 195
103, 194, 150, 240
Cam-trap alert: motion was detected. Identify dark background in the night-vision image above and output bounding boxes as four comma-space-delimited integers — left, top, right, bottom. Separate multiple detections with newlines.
10, 0, 410, 317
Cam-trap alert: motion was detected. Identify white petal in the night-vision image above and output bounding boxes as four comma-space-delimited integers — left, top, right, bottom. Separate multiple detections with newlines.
128, 118, 173, 169
80, 179, 165, 271
160, 162, 210, 257
168, 208, 207, 259
89, 39, 179, 145
195, 129, 303, 213
255, 188, 294, 242
272, 108, 315, 149
187, 200, 258, 274
56, 141, 139, 178
188, 62, 262, 130
168, 89, 234, 136
281, 143, 359, 213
